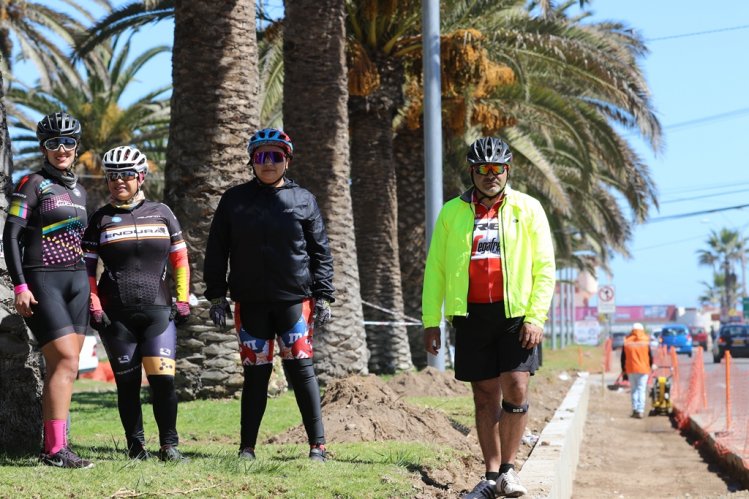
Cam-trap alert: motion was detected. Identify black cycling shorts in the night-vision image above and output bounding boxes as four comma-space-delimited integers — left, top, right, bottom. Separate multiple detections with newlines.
100, 306, 176, 377
24, 269, 89, 347
452, 302, 538, 382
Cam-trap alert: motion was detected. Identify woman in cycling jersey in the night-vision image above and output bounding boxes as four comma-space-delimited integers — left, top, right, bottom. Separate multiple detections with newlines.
204, 127, 334, 462
82, 145, 190, 462
2, 111, 93, 469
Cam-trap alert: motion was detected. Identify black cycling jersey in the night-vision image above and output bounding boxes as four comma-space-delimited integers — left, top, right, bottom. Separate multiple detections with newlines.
83, 200, 188, 309
203, 178, 335, 303
3, 169, 88, 285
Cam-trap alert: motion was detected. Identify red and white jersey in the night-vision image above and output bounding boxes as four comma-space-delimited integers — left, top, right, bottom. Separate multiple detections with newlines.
468, 194, 504, 303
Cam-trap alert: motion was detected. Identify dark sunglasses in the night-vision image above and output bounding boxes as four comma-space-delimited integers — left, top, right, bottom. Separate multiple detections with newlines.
43, 137, 77, 152
253, 150, 286, 164
472, 163, 508, 176
106, 171, 138, 182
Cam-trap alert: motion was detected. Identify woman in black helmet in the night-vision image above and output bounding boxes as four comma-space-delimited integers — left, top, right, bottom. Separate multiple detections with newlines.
2, 111, 93, 468
203, 127, 334, 462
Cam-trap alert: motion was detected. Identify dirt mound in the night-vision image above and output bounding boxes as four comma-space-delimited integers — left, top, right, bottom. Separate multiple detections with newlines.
266, 374, 476, 453
386, 366, 471, 397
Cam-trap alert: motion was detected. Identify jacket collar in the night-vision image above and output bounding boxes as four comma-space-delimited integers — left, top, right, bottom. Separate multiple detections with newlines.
459, 184, 514, 204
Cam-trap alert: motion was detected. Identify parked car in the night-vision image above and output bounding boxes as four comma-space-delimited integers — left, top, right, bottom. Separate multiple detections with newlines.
690, 326, 709, 351
611, 332, 627, 350
713, 323, 749, 363
659, 323, 692, 357
78, 333, 99, 376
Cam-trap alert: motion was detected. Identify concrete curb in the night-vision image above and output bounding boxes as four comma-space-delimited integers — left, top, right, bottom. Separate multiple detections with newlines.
519, 372, 590, 499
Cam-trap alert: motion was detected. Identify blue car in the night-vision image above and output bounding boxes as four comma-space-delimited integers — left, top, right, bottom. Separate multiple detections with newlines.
659, 324, 693, 357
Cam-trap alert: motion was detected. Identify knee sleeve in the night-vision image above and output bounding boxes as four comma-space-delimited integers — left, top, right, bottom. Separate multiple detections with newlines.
501, 400, 529, 414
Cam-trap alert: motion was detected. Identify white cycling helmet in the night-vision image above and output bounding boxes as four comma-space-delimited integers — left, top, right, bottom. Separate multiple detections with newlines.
102, 145, 149, 174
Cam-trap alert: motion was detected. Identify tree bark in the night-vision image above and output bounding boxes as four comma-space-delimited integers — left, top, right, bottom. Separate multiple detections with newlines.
0, 68, 44, 455
283, 0, 369, 381
395, 125, 427, 368
166, 0, 260, 397
166, 0, 260, 293
349, 55, 413, 374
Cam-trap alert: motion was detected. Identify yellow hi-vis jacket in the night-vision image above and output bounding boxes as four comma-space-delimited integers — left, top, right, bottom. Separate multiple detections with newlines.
422, 186, 556, 328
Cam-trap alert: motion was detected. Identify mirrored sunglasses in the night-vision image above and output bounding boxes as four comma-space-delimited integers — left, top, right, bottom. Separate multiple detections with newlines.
106, 171, 138, 182
253, 150, 286, 164
473, 163, 508, 176
43, 137, 78, 152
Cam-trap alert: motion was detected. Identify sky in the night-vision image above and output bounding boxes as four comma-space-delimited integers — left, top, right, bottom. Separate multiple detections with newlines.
575, 1, 749, 309
12, 1, 749, 310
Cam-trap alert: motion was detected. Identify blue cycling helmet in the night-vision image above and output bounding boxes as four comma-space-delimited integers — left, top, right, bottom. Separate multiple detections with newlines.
247, 128, 294, 158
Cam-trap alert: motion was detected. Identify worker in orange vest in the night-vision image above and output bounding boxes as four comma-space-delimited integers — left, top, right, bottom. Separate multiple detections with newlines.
621, 322, 654, 418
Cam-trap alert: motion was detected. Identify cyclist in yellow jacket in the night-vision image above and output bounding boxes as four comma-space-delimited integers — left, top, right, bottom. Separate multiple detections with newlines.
422, 136, 555, 498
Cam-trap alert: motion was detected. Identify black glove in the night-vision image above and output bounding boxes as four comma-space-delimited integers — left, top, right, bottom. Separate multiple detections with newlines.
313, 298, 332, 328
209, 297, 232, 327
171, 302, 191, 325
90, 309, 111, 332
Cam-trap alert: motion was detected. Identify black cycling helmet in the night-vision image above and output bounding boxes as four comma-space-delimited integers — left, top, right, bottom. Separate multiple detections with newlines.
467, 136, 512, 165
247, 128, 294, 159
36, 111, 82, 142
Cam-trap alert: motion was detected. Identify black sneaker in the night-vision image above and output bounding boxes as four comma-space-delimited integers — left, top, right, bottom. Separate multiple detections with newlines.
238, 447, 256, 460
158, 445, 189, 462
40, 447, 94, 469
128, 444, 151, 460
308, 445, 327, 462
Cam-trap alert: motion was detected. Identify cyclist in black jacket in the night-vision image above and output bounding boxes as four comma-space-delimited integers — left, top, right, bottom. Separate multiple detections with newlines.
204, 127, 334, 462
2, 111, 93, 469
83, 145, 191, 462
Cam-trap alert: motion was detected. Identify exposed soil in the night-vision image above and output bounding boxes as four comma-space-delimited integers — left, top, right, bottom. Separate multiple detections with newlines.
266, 366, 574, 497
574, 376, 749, 498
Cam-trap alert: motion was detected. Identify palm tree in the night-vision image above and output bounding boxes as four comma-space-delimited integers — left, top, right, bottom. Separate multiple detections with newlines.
0, 67, 45, 456
0, 0, 108, 86
697, 229, 747, 321
164, 0, 260, 297
698, 275, 723, 308
6, 37, 171, 209
345, 0, 422, 374
282, 0, 369, 380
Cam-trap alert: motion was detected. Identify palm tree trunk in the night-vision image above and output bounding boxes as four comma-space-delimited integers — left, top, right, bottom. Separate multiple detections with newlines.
166, 0, 260, 288
0, 68, 44, 455
283, 0, 369, 380
165, 0, 260, 397
349, 56, 413, 374
395, 125, 427, 369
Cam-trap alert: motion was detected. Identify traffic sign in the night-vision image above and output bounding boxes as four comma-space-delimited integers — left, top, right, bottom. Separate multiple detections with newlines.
598, 285, 616, 314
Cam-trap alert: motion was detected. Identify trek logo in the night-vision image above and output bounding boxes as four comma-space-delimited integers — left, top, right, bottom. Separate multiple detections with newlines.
118, 355, 131, 363
159, 348, 172, 357
474, 221, 499, 231
100, 224, 169, 244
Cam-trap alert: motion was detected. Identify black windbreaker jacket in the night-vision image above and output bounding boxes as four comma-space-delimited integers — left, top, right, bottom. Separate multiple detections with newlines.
203, 177, 335, 304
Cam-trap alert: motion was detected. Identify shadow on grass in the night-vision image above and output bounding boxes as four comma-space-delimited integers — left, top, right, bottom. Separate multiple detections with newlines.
71, 390, 119, 411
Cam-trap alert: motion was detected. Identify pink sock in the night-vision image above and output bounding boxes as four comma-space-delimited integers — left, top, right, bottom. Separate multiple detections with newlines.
44, 419, 67, 455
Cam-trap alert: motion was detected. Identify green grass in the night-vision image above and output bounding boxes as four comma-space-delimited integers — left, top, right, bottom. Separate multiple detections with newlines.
0, 344, 594, 498
0, 388, 451, 498
541, 343, 603, 373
